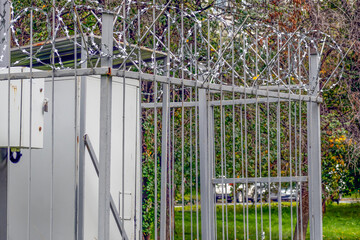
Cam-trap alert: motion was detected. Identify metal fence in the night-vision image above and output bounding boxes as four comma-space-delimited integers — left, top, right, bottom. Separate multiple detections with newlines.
0, 1, 345, 240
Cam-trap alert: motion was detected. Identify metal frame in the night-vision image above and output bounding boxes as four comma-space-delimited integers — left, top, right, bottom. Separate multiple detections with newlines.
160, 57, 170, 240
0, 70, 322, 103
308, 50, 323, 240
98, 13, 113, 240
199, 88, 216, 240
0, 1, 331, 240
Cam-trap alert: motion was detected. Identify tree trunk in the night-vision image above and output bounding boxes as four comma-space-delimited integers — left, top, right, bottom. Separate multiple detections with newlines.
322, 196, 327, 214
294, 183, 309, 240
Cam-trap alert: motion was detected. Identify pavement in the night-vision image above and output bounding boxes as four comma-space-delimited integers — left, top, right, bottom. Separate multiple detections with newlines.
339, 198, 360, 204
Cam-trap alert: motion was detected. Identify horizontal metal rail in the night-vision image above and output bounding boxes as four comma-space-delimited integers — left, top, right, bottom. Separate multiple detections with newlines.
141, 97, 291, 108
141, 101, 198, 109
212, 176, 308, 184
209, 97, 289, 106
0, 68, 322, 103
258, 85, 304, 90
84, 134, 129, 240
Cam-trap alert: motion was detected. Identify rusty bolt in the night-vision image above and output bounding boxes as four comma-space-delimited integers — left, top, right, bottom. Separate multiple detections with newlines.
39, 126, 42, 132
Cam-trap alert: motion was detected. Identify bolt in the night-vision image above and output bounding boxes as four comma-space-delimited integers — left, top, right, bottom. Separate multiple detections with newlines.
40, 88, 43, 92
39, 126, 42, 132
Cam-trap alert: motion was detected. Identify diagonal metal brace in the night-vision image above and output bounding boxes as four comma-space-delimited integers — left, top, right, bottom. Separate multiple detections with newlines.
84, 134, 129, 240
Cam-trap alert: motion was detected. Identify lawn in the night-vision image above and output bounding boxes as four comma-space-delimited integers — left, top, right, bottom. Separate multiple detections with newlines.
172, 203, 360, 239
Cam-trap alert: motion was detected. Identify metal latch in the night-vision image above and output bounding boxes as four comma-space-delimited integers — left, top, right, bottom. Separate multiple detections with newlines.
43, 98, 49, 113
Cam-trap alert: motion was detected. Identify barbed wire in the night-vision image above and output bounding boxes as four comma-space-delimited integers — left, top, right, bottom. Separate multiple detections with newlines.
0, 0, 345, 93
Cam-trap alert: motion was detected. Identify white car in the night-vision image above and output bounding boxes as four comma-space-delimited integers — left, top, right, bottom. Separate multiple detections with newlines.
215, 181, 299, 203
215, 182, 233, 203
215, 182, 267, 203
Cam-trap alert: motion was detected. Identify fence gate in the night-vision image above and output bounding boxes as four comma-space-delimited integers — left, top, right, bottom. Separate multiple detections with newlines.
0, 1, 344, 240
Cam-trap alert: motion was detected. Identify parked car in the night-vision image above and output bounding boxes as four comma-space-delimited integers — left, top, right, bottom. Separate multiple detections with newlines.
215, 182, 269, 203
215, 182, 233, 203
268, 187, 298, 202
236, 183, 269, 203
215, 181, 300, 203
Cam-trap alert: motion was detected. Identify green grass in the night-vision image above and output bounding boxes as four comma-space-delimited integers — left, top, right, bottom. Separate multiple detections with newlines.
322, 203, 360, 240
172, 203, 360, 239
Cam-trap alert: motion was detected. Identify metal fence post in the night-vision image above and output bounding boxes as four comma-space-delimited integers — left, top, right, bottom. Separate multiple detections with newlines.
77, 36, 88, 240
199, 88, 215, 240
0, 0, 10, 239
98, 13, 113, 240
307, 49, 322, 240
160, 57, 170, 240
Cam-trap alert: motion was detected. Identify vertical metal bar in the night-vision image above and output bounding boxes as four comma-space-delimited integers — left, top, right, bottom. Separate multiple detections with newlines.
133, 20, 140, 240
180, 3, 185, 239
169, 104, 173, 240
266, 36, 272, 240
28, 7, 33, 240
277, 33, 282, 240
205, 16, 214, 239
244, 91, 249, 240
77, 35, 88, 240
209, 98, 216, 240
169, 106, 173, 240
137, 9, 143, 240
199, 88, 214, 240
160, 57, 169, 240
50, 1, 56, 239
240, 94, 246, 240
255, 110, 259, 238
277, 93, 282, 240
308, 50, 322, 240
211, 101, 217, 240
181, 83, 185, 240
194, 24, 200, 240
0, 1, 10, 239
121, 2, 126, 235
298, 41, 304, 240
207, 15, 216, 240
219, 22, 228, 240
171, 103, 175, 240
243, 35, 250, 240
231, 15, 236, 240
288, 44, 294, 240
254, 28, 259, 240
152, 1, 159, 238
299, 89, 304, 240
294, 92, 299, 240
259, 101, 264, 240
257, 32, 264, 240
98, 13, 113, 240
220, 96, 225, 240
73, 1, 79, 239
166, 13, 172, 240
189, 49, 193, 240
